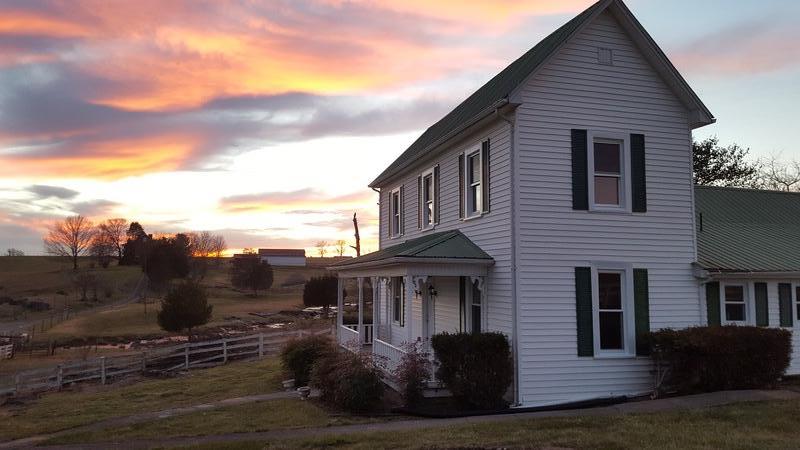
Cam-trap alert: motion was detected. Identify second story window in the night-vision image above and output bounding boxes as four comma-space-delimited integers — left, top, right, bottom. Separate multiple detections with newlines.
459, 140, 490, 220
593, 140, 622, 206
467, 150, 482, 216
389, 187, 403, 238
418, 165, 439, 230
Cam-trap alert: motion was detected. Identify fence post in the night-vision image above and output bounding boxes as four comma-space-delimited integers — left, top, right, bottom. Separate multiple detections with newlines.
56, 364, 63, 390
141, 351, 147, 373
100, 357, 106, 385
184, 344, 190, 370
222, 339, 228, 363
258, 334, 264, 358
14, 373, 20, 394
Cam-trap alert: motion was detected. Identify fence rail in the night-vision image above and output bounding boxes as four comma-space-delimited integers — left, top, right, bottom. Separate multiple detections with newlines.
0, 328, 331, 396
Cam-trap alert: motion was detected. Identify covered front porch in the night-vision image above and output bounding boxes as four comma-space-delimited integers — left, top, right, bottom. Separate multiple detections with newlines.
330, 231, 494, 383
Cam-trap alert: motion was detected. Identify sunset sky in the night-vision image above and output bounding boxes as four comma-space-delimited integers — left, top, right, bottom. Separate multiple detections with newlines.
1, 0, 798, 256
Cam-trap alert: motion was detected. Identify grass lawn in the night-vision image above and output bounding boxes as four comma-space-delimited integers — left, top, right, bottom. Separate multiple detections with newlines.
0, 357, 284, 441
0, 256, 141, 322
28, 264, 327, 342
173, 399, 800, 450
47, 398, 366, 445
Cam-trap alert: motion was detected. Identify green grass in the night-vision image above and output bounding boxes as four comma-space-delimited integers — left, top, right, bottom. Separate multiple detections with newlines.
47, 399, 343, 444
0, 357, 284, 441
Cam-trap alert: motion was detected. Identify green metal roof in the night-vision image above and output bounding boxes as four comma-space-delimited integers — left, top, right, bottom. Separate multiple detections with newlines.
695, 186, 800, 273
331, 230, 492, 269
368, 0, 605, 188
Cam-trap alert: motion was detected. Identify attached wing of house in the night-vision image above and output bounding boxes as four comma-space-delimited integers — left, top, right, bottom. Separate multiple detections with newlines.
329, 0, 739, 407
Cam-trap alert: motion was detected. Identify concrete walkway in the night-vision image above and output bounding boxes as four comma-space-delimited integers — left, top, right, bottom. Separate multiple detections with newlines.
17, 389, 800, 450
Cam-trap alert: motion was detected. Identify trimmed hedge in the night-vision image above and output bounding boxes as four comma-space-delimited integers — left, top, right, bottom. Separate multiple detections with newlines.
431, 332, 513, 410
279, 334, 334, 387
311, 351, 384, 412
647, 326, 791, 393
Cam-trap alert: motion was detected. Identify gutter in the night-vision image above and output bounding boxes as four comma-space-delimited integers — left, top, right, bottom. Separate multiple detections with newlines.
329, 256, 495, 273
496, 106, 521, 407
370, 99, 510, 188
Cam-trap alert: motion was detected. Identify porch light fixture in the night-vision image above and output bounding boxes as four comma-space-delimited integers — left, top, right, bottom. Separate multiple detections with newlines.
428, 285, 438, 297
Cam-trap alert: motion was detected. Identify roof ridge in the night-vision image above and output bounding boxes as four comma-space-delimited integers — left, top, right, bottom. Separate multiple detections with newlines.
695, 185, 800, 197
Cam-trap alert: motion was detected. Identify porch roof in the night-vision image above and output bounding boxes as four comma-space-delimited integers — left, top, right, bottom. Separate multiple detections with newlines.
329, 230, 493, 271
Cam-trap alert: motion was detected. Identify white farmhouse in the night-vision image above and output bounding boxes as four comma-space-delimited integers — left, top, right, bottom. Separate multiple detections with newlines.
331, 0, 795, 407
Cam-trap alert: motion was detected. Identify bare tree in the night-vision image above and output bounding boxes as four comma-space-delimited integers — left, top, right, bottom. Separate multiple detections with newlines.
209, 234, 226, 263
315, 240, 329, 257
73, 270, 98, 301
350, 213, 361, 257
90, 233, 115, 268
757, 155, 800, 192
97, 218, 128, 261
334, 240, 347, 257
44, 215, 95, 269
6, 248, 24, 256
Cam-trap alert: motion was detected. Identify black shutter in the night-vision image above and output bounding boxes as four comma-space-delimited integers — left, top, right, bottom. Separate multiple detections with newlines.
706, 282, 721, 326
779, 283, 793, 327
387, 191, 393, 238
631, 133, 647, 213
575, 267, 593, 357
399, 185, 405, 235
633, 268, 650, 356
755, 282, 769, 327
417, 176, 422, 230
481, 139, 490, 213
434, 165, 440, 224
458, 154, 465, 219
459, 276, 466, 332
571, 129, 589, 210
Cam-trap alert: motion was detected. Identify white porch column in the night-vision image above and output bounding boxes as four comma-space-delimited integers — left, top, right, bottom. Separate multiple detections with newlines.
405, 274, 414, 342
336, 277, 343, 329
470, 276, 487, 330
372, 277, 379, 344
357, 277, 364, 345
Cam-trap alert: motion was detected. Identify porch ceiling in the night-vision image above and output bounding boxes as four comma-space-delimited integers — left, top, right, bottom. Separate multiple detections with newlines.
329, 230, 493, 275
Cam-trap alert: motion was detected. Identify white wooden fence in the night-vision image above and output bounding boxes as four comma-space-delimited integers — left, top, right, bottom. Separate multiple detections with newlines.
0, 344, 12, 359
0, 328, 330, 396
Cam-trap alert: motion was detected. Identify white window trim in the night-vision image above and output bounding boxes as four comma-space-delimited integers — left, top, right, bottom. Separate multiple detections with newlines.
389, 187, 402, 239
591, 262, 635, 358
793, 282, 800, 325
420, 166, 436, 231
464, 278, 486, 333
392, 277, 405, 327
587, 131, 631, 213
461, 146, 483, 220
719, 281, 752, 326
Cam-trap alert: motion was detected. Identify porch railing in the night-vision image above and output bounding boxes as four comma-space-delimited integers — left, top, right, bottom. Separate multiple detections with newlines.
342, 324, 374, 346
373, 338, 406, 374
338, 325, 359, 348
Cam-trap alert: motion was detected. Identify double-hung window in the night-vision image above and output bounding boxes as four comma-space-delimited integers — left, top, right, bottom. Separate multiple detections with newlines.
723, 284, 747, 323
796, 285, 800, 322
597, 271, 624, 351
389, 187, 402, 238
593, 139, 623, 206
392, 276, 405, 326
470, 280, 482, 334
467, 150, 482, 217
420, 167, 436, 229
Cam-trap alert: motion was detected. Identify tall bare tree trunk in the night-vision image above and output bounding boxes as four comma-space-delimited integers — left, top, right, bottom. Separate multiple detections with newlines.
350, 213, 361, 257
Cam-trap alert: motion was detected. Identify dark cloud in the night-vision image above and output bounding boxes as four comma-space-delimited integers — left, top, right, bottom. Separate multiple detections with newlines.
27, 184, 79, 199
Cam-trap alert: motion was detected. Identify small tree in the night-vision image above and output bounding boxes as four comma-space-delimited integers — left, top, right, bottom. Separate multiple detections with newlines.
334, 240, 347, 257
143, 235, 191, 291
303, 275, 338, 316
43, 215, 95, 269
315, 241, 328, 257
157, 281, 212, 339
230, 257, 274, 296
73, 270, 98, 301
6, 248, 24, 256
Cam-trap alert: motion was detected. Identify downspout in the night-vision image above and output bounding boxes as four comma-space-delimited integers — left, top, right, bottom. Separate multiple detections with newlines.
496, 106, 520, 407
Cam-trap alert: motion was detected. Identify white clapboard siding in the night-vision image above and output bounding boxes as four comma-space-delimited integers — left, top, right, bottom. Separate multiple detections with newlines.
377, 119, 514, 347
433, 277, 461, 334
512, 10, 701, 406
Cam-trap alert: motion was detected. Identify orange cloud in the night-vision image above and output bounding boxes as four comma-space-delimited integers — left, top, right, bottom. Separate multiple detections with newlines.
0, 134, 198, 179
219, 189, 376, 213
